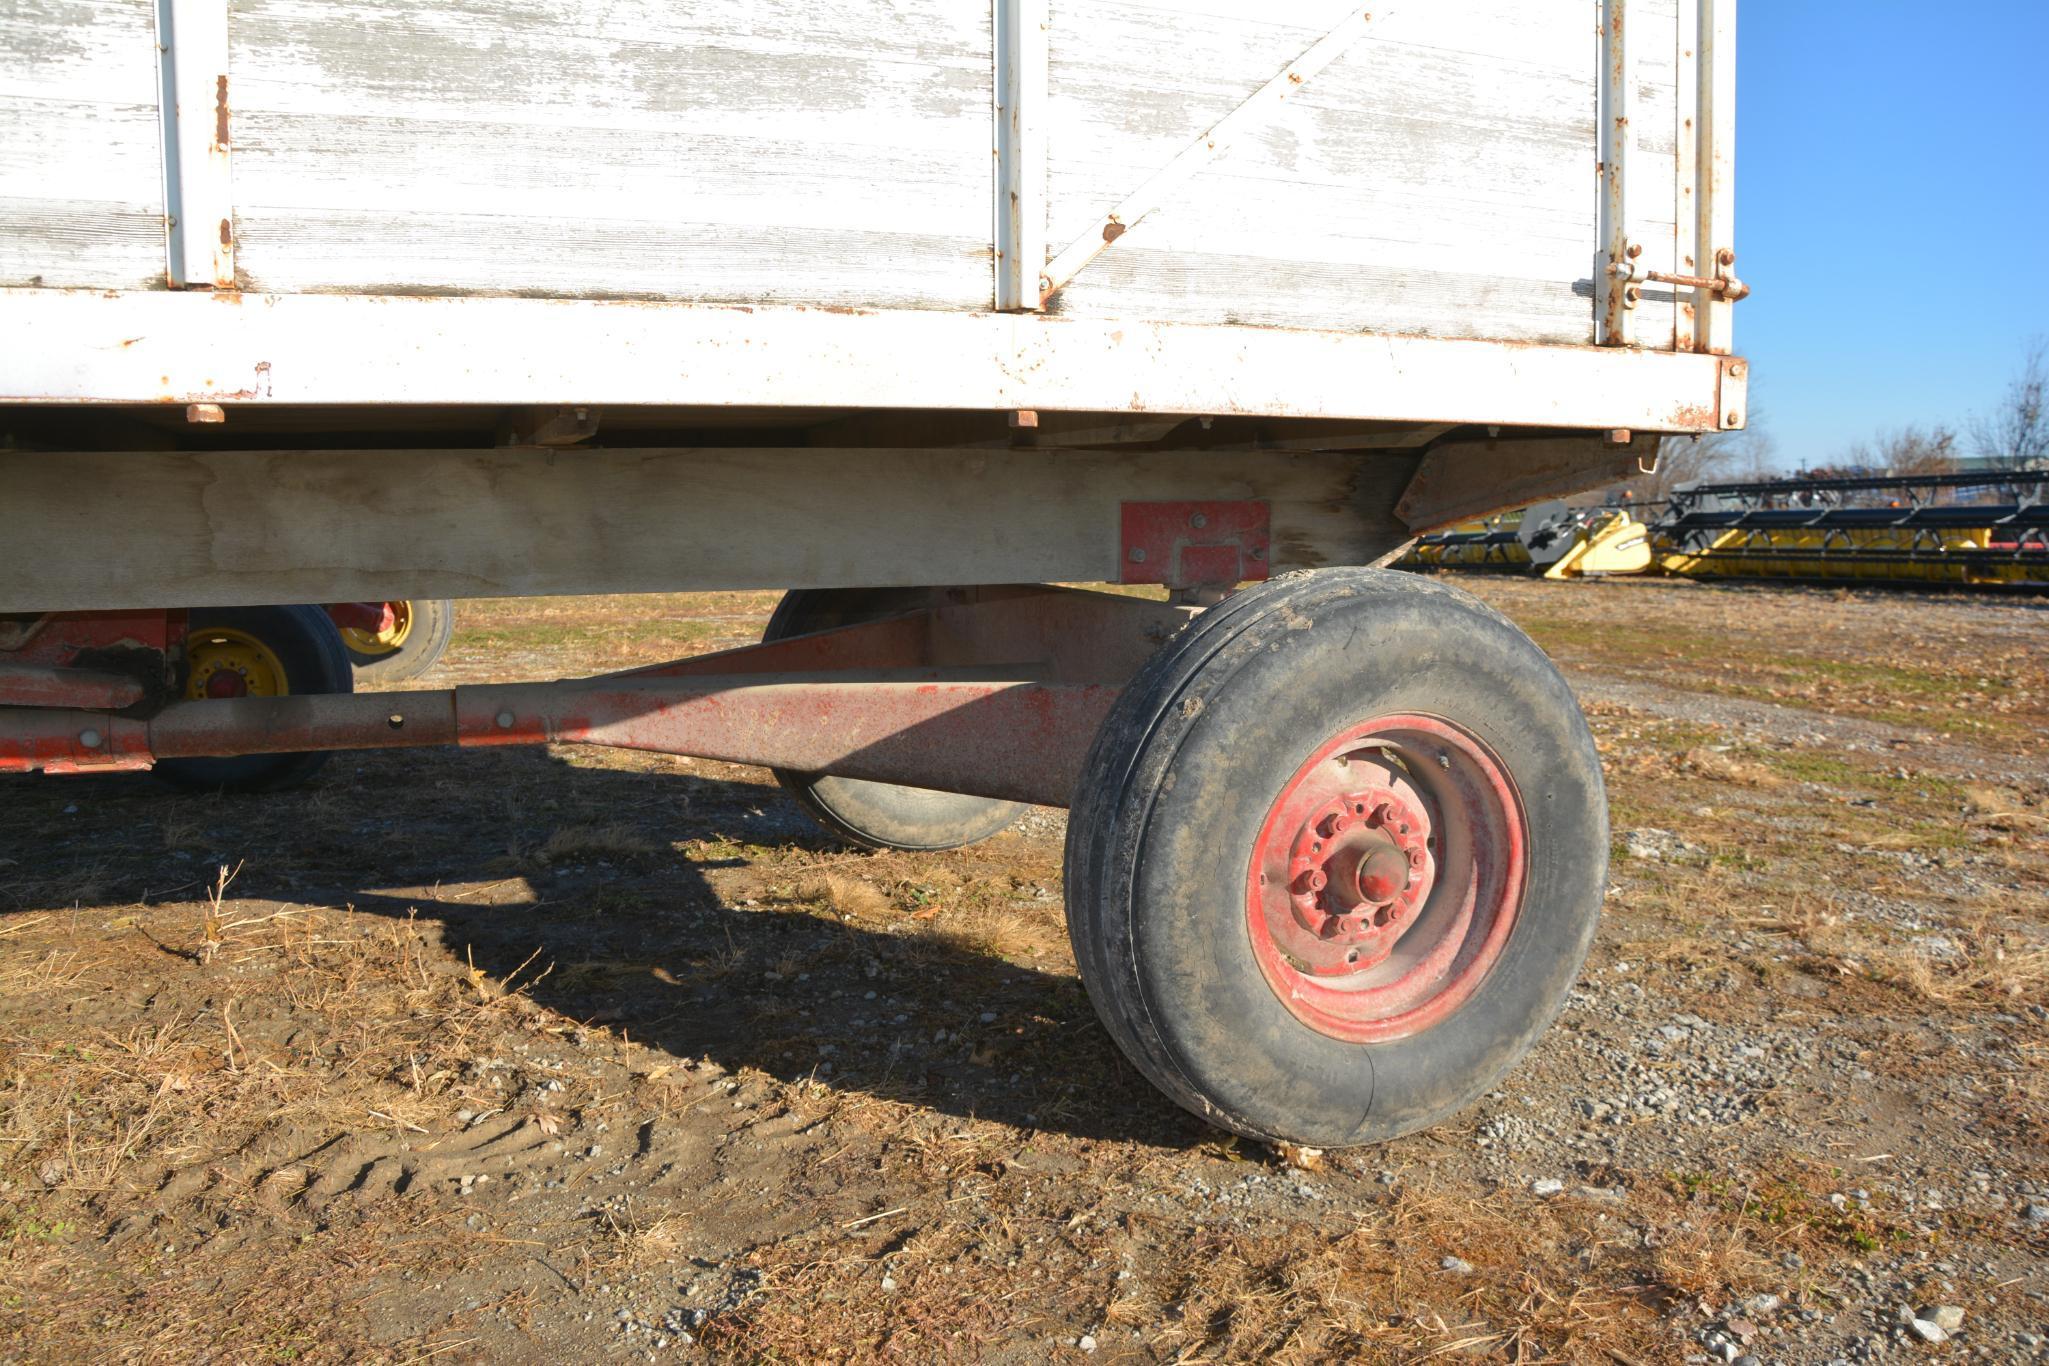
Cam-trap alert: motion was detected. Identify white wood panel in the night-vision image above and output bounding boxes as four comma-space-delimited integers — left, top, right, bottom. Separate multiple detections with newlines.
227, 0, 996, 307
0, 0, 166, 289
0, 288, 1742, 436
1041, 1, 1606, 345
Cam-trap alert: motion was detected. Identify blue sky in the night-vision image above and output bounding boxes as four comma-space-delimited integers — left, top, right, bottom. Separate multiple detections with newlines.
1738, 3, 2049, 468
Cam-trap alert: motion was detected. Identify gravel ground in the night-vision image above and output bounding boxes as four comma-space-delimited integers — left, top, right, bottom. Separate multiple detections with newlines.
0, 577, 2043, 1363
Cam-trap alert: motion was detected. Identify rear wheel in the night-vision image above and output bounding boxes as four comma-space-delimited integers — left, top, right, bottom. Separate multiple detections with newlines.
157, 605, 354, 793
763, 588, 1025, 851
339, 599, 455, 684
1063, 568, 1606, 1146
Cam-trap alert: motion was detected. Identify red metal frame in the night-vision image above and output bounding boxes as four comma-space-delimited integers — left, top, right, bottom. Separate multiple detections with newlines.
0, 609, 181, 719
0, 587, 1176, 806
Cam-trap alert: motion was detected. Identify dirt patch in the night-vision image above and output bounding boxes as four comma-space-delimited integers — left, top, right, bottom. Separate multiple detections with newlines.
2, 578, 2045, 1362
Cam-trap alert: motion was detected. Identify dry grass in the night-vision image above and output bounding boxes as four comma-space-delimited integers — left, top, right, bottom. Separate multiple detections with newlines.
3, 583, 2044, 1361
536, 822, 666, 863
797, 871, 892, 921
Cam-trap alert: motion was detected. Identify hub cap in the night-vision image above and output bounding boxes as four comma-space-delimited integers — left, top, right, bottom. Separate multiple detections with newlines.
1247, 715, 1528, 1043
185, 627, 289, 701
339, 600, 413, 657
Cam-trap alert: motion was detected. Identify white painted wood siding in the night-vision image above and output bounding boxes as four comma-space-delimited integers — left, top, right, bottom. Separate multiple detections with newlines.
1041, 1, 1600, 345
1, 0, 1710, 351
0, 0, 166, 289
225, 0, 996, 307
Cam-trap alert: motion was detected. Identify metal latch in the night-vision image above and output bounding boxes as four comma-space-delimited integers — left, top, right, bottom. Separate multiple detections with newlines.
1610, 244, 1752, 310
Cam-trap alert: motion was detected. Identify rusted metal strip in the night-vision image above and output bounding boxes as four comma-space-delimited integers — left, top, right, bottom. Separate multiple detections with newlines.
1597, 0, 1638, 347
153, 0, 235, 288
1695, 0, 1739, 355
0, 663, 146, 711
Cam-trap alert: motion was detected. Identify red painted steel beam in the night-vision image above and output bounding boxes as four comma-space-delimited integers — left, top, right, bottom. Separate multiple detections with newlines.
457, 678, 1116, 806
2, 677, 1114, 806
0, 662, 146, 710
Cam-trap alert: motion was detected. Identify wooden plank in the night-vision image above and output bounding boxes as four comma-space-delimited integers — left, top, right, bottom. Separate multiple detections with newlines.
0, 288, 1744, 435
1042, 0, 1600, 344
227, 0, 998, 307
0, 445, 1418, 613
0, 1, 166, 290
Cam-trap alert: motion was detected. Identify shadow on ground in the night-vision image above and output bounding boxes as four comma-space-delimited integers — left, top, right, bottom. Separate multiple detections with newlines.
0, 745, 1205, 1149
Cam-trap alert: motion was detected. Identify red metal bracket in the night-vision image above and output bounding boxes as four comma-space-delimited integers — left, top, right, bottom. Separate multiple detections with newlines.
1119, 501, 1270, 588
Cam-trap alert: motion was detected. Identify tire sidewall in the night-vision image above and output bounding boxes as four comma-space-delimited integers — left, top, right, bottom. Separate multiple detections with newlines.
764, 587, 1023, 851
158, 605, 354, 793
1105, 574, 1606, 1145
344, 599, 455, 684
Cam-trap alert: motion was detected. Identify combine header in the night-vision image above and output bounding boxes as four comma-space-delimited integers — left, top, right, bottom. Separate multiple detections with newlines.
1656, 471, 2049, 589
1399, 503, 1654, 580
1402, 470, 2049, 591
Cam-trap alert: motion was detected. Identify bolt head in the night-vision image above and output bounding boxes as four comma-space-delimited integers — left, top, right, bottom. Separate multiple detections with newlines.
495, 710, 516, 730
78, 728, 103, 749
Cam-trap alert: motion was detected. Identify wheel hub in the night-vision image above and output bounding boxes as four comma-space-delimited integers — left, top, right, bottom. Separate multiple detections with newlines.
1246, 714, 1528, 1044
1279, 783, 1435, 975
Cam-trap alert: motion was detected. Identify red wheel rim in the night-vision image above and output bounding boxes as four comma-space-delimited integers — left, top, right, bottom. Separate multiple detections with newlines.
1245, 714, 1528, 1043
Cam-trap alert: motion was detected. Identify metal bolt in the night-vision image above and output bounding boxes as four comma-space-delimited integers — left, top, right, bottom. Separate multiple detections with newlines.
1128, 547, 1147, 563
1189, 513, 1208, 530
1728, 361, 1748, 379
78, 728, 102, 749
495, 710, 515, 730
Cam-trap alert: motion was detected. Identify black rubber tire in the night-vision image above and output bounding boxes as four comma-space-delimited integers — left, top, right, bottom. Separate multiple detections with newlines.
763, 588, 1026, 851
342, 599, 456, 685
1063, 568, 1607, 1147
157, 605, 355, 794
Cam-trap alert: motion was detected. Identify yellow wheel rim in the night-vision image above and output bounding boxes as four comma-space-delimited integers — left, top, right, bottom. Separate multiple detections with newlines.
185, 627, 290, 700
338, 600, 413, 657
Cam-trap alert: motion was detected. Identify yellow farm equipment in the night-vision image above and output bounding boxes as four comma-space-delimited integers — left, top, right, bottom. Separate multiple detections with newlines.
1401, 502, 1654, 580
1402, 471, 2049, 591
